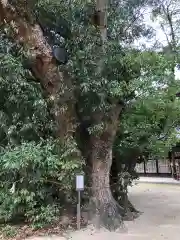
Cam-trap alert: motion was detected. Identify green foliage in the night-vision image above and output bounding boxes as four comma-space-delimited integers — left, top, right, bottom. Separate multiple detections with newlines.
0, 225, 17, 239
113, 0, 180, 162
0, 141, 82, 225
0, 23, 83, 228
0, 0, 180, 229
34, 0, 154, 118
0, 33, 54, 146
26, 205, 59, 229
114, 50, 180, 162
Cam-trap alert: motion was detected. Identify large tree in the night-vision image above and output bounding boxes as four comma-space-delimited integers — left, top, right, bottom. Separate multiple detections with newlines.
1, 0, 180, 230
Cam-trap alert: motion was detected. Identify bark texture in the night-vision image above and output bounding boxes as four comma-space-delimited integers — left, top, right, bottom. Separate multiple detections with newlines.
89, 138, 124, 230
111, 152, 141, 219
87, 105, 124, 230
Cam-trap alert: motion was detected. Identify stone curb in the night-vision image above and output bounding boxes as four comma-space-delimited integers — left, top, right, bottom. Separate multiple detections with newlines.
134, 180, 180, 186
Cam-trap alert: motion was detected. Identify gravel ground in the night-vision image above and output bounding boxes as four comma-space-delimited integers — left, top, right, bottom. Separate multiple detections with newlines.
28, 183, 180, 240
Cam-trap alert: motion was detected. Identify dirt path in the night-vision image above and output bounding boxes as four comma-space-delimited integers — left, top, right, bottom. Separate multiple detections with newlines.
28, 183, 180, 240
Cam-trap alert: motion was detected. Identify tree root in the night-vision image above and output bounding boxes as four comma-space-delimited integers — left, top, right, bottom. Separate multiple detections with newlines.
122, 199, 142, 221
128, 200, 139, 213
86, 194, 142, 230
88, 197, 125, 231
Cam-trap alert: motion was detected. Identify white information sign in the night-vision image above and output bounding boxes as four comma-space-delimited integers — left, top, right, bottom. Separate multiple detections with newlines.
76, 175, 84, 191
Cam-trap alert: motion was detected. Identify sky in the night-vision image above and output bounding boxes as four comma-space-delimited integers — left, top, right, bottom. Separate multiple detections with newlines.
134, 7, 180, 80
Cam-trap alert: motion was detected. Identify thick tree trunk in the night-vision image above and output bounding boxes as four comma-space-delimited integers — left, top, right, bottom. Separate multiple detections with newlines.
89, 136, 124, 230
84, 104, 124, 231
111, 154, 141, 219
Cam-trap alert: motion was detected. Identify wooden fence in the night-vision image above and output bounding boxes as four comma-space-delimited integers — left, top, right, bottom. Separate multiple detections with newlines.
135, 159, 171, 176
135, 146, 180, 179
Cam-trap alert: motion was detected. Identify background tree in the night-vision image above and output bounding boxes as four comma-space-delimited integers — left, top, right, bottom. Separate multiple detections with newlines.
112, 0, 180, 185
151, 0, 180, 76
112, 48, 180, 204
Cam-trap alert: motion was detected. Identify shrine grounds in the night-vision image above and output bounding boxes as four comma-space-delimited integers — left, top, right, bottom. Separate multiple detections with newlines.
28, 181, 180, 240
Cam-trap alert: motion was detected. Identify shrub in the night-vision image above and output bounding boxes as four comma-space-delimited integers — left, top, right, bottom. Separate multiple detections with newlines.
26, 205, 59, 229
1, 225, 17, 238
0, 140, 83, 226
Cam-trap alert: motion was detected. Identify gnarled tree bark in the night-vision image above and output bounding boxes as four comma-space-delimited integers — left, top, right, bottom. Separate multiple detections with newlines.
111, 155, 141, 220
87, 104, 125, 230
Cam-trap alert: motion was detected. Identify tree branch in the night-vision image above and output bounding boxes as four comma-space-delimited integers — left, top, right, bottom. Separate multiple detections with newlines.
160, 2, 177, 76
157, 121, 177, 141
0, 0, 76, 141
